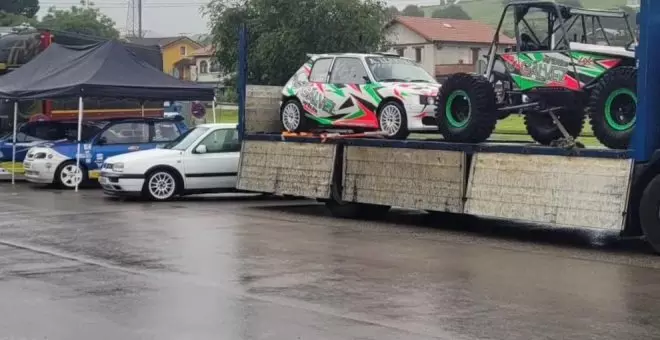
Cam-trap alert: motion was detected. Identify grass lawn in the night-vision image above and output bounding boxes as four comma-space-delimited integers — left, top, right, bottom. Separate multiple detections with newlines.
210, 109, 238, 124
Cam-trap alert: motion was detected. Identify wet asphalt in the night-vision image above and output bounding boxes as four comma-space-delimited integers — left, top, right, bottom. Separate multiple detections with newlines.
1, 183, 660, 340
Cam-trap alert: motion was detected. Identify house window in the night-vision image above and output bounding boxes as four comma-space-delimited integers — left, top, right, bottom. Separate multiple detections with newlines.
199, 60, 208, 74
180, 46, 186, 56
415, 47, 422, 63
395, 48, 404, 56
210, 60, 220, 73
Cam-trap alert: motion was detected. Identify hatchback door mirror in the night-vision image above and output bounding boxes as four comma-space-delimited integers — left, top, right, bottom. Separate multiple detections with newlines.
195, 144, 207, 154
96, 136, 107, 145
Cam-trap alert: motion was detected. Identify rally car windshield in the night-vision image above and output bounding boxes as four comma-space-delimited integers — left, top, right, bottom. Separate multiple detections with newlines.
163, 127, 209, 151
366, 57, 437, 83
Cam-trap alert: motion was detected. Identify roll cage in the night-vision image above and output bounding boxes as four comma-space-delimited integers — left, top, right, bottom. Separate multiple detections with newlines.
485, 1, 636, 79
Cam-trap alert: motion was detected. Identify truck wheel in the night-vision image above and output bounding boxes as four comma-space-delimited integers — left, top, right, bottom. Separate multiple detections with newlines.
524, 109, 585, 145
587, 66, 637, 149
640, 174, 660, 253
280, 99, 309, 132
435, 73, 498, 143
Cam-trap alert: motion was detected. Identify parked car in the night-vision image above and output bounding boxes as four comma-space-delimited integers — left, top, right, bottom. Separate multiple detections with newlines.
280, 52, 441, 139
99, 123, 241, 201
23, 116, 187, 188
0, 120, 83, 176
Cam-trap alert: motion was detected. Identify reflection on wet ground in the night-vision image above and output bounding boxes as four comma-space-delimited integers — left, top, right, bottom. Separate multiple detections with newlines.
0, 183, 659, 340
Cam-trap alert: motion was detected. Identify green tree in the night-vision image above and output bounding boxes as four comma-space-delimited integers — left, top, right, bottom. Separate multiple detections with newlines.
386, 5, 399, 17
0, 12, 37, 27
40, 1, 119, 38
401, 4, 424, 17
431, 5, 471, 20
205, 0, 392, 86
0, 0, 39, 18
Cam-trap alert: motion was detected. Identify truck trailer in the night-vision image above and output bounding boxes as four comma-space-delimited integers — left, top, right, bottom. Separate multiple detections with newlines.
233, 0, 660, 252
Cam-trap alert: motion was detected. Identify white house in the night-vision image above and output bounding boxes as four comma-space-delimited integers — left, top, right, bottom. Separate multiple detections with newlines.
384, 16, 516, 82
189, 46, 224, 85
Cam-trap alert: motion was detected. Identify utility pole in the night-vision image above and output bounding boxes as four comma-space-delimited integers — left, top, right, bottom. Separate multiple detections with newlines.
138, 0, 143, 38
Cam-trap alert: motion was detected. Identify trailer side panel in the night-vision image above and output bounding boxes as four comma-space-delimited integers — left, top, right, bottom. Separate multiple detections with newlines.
237, 140, 337, 199
343, 146, 465, 213
465, 153, 634, 231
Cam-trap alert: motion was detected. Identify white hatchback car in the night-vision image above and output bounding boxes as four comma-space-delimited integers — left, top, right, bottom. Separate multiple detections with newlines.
99, 123, 241, 201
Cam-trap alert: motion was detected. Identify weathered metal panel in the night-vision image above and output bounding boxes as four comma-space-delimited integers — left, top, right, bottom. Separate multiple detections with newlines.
465, 153, 634, 230
342, 146, 465, 212
237, 140, 336, 198
245, 85, 282, 134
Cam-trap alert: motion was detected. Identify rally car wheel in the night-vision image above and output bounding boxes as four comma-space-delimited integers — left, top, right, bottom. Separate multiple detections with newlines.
378, 101, 409, 139
144, 170, 178, 201
55, 161, 87, 189
640, 174, 660, 253
436, 73, 498, 143
524, 108, 585, 146
587, 66, 637, 149
280, 99, 309, 132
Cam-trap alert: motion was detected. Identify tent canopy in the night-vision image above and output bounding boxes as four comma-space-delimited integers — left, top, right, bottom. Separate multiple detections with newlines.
0, 40, 215, 101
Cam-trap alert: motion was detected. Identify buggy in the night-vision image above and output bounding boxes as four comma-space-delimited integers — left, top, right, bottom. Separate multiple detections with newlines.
435, 0, 638, 149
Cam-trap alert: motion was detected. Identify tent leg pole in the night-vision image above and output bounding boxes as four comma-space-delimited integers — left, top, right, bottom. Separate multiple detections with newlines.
212, 97, 217, 124
11, 101, 17, 185
75, 96, 84, 193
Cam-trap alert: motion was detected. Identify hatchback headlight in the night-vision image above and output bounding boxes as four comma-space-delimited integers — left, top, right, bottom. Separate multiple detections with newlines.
420, 95, 436, 105
112, 163, 124, 172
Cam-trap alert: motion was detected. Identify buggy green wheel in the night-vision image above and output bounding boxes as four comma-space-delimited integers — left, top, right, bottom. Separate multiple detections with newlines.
445, 90, 471, 128
604, 88, 637, 131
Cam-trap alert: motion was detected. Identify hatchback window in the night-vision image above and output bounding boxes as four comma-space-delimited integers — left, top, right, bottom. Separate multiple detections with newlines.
329, 57, 369, 84
309, 58, 333, 83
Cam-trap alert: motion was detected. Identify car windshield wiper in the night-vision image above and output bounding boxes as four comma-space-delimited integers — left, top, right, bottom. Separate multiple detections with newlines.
409, 79, 432, 83
378, 78, 407, 82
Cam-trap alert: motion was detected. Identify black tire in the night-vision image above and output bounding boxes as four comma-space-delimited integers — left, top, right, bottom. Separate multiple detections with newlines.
54, 160, 88, 189
435, 73, 498, 143
325, 200, 361, 218
377, 100, 410, 139
640, 174, 660, 253
524, 107, 585, 145
142, 169, 179, 201
358, 204, 391, 219
280, 99, 309, 132
587, 66, 637, 149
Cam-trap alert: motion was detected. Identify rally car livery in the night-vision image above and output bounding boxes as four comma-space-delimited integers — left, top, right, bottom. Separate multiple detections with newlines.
23, 117, 187, 188
281, 53, 440, 139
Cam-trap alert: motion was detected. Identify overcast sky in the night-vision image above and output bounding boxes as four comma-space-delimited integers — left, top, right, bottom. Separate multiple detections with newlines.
36, 0, 449, 37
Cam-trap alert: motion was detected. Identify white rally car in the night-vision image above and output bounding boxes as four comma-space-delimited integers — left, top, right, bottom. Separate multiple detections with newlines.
280, 53, 441, 139
99, 123, 241, 201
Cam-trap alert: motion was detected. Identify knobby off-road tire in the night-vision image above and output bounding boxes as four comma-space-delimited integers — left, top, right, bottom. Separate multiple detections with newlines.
435, 73, 498, 143
587, 66, 637, 149
524, 106, 585, 146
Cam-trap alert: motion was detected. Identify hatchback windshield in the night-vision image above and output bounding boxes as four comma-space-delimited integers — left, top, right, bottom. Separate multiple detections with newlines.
163, 127, 208, 150
365, 57, 437, 83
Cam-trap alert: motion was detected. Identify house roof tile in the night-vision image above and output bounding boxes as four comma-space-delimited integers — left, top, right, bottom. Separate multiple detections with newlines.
393, 16, 516, 45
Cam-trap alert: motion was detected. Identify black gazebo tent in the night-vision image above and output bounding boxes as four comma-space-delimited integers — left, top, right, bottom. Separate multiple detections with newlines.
0, 40, 215, 189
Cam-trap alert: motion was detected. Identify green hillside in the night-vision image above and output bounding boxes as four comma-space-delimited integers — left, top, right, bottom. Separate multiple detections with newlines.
421, 0, 631, 26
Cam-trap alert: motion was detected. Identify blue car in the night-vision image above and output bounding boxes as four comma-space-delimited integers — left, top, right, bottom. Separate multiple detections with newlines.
0, 120, 84, 176
23, 116, 188, 188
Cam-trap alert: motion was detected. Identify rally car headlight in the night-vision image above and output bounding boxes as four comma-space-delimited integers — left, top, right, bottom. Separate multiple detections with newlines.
419, 95, 436, 105
112, 163, 124, 172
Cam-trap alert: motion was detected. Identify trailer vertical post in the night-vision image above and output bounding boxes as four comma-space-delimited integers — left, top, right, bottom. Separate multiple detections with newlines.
632, 0, 660, 162
237, 24, 248, 140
